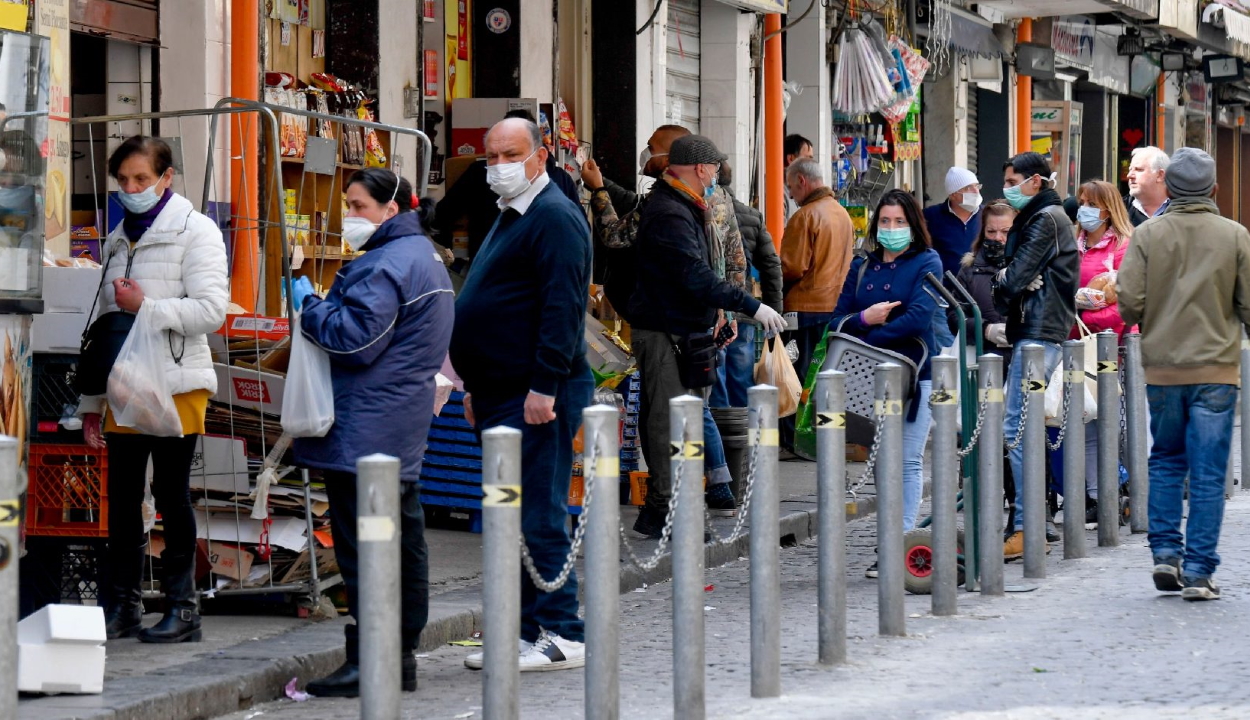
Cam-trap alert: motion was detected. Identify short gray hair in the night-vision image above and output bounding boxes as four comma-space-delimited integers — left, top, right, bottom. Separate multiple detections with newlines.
786, 157, 824, 185
486, 117, 543, 154
1132, 146, 1170, 173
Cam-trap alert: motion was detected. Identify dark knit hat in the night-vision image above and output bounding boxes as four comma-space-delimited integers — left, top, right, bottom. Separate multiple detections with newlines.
1165, 147, 1217, 198
668, 134, 727, 166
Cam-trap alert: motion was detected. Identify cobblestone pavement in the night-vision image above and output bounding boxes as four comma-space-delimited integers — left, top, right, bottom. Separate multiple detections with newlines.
216, 494, 1250, 720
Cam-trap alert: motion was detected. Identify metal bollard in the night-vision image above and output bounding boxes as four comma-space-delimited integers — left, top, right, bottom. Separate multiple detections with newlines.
1096, 332, 1120, 546
583, 406, 621, 720
929, 357, 960, 616
748, 385, 780, 698
1021, 345, 1048, 579
357, 454, 402, 720
977, 355, 1005, 596
1061, 341, 1088, 558
815, 371, 847, 664
1241, 336, 1250, 494
481, 428, 522, 720
671, 395, 706, 720
1124, 334, 1149, 533
875, 363, 906, 636
0, 436, 17, 717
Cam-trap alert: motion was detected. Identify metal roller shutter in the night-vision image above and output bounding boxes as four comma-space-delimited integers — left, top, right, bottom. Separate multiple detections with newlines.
666, 0, 700, 133
70, 0, 159, 44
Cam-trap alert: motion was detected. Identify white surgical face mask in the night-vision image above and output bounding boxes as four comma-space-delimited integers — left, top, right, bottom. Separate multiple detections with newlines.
487, 149, 539, 200
959, 192, 982, 214
118, 180, 163, 214
342, 216, 379, 247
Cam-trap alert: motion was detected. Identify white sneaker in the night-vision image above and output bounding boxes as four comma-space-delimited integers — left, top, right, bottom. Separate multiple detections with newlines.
518, 630, 585, 672
463, 638, 533, 670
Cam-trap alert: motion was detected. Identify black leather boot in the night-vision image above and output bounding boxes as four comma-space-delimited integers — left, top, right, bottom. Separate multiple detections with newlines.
139, 552, 202, 643
104, 542, 145, 640
307, 624, 361, 698
402, 628, 419, 692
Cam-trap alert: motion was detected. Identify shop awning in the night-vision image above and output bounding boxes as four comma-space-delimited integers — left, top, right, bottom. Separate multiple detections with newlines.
919, 9, 1006, 59
1203, 3, 1250, 61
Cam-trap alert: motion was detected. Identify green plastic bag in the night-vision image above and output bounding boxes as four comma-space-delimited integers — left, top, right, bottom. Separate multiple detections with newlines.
793, 327, 832, 461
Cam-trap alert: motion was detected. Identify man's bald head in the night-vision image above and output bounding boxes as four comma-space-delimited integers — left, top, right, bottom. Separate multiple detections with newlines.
642, 124, 691, 177
486, 117, 543, 156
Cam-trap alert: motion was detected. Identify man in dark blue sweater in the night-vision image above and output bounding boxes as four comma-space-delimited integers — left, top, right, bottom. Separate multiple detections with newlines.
449, 117, 593, 672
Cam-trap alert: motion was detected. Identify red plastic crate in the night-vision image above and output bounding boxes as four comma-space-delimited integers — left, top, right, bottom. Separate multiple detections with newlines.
25, 444, 108, 538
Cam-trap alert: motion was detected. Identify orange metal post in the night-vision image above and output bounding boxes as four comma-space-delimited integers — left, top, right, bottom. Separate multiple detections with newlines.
230, 0, 261, 312
1015, 18, 1033, 155
764, 13, 785, 250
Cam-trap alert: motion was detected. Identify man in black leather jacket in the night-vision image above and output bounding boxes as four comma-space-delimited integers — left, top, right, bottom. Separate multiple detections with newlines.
992, 152, 1080, 558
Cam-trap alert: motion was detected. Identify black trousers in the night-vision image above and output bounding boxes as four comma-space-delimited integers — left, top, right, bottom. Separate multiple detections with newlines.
106, 433, 199, 609
323, 471, 429, 651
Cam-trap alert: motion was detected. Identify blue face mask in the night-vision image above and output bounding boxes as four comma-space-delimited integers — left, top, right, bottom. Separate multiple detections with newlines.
0, 183, 34, 210
1002, 178, 1037, 211
117, 181, 163, 214
1077, 205, 1105, 232
704, 173, 718, 201
877, 227, 912, 252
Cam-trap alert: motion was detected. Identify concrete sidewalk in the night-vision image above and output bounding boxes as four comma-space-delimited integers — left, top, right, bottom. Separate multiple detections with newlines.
18, 456, 879, 720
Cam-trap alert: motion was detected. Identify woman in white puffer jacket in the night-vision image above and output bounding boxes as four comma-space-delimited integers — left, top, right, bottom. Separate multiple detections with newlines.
79, 136, 229, 644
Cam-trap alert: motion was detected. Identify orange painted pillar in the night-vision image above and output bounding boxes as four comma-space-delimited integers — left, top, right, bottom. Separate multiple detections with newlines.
230, 0, 261, 312
764, 14, 785, 250
1015, 18, 1033, 155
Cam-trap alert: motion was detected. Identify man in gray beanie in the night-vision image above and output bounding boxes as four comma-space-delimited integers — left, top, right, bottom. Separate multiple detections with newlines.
1119, 147, 1250, 601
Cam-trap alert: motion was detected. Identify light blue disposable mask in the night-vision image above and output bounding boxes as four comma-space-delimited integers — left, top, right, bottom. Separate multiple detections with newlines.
1002, 182, 1035, 211
0, 183, 34, 210
117, 181, 163, 214
877, 227, 912, 252
704, 173, 718, 201
1077, 206, 1105, 232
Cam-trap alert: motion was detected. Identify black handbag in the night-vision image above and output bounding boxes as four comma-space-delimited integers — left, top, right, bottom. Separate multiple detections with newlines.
671, 331, 720, 390
73, 245, 134, 396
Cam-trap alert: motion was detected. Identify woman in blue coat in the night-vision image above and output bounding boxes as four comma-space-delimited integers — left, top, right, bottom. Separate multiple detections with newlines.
292, 169, 455, 697
832, 189, 942, 576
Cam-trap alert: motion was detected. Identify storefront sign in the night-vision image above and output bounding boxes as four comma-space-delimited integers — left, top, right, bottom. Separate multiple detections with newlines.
486, 8, 511, 34
714, 0, 787, 12
0, 0, 27, 31
34, 0, 70, 256
1051, 15, 1096, 71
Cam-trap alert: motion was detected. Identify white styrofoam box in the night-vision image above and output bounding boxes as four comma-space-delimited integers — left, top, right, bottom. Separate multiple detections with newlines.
18, 643, 106, 694
31, 312, 88, 354
43, 266, 104, 313
213, 362, 286, 416
17, 604, 106, 646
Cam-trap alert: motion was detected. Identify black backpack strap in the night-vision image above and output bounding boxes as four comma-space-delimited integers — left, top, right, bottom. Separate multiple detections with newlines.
81, 240, 121, 343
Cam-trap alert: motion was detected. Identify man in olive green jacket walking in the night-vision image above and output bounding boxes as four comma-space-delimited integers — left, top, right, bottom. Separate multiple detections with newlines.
1118, 147, 1250, 601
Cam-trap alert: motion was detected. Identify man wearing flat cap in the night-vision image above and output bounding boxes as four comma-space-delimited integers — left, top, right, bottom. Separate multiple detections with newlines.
627, 134, 787, 538
1119, 147, 1250, 602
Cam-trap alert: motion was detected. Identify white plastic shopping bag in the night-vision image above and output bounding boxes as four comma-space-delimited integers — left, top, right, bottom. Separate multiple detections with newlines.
281, 313, 335, 437
107, 303, 183, 437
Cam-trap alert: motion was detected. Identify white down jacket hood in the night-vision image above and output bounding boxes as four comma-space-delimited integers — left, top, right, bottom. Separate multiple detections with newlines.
78, 192, 230, 415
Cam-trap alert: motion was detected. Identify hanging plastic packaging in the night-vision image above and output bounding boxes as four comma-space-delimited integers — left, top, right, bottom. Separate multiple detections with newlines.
107, 304, 183, 437
281, 314, 336, 438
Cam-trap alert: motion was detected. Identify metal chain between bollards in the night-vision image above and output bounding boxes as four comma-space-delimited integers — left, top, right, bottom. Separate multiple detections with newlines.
847, 390, 888, 499
619, 418, 688, 572
520, 433, 602, 592
955, 394, 990, 460
706, 416, 761, 546
1047, 371, 1073, 452
1003, 370, 1034, 452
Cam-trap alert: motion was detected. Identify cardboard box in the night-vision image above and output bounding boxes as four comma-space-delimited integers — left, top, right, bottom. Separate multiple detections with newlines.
31, 312, 87, 354
629, 471, 648, 506
42, 266, 103, 313
213, 363, 287, 416
17, 605, 106, 646
217, 314, 291, 342
18, 643, 106, 694
450, 98, 538, 156
188, 434, 251, 494
584, 315, 631, 376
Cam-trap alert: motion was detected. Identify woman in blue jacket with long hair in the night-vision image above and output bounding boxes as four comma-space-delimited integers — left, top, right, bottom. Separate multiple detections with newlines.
832, 189, 943, 576
292, 168, 455, 697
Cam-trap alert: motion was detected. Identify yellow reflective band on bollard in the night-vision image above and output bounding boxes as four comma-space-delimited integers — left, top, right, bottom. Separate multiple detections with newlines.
1065, 370, 1084, 383
357, 515, 396, 542
1097, 360, 1118, 374
595, 457, 620, 477
930, 390, 959, 405
482, 485, 522, 507
979, 388, 1005, 403
750, 428, 780, 446
874, 400, 903, 416
671, 441, 705, 459
815, 412, 847, 429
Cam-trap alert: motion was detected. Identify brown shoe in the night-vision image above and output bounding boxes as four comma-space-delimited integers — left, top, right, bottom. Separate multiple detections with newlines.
1003, 531, 1024, 560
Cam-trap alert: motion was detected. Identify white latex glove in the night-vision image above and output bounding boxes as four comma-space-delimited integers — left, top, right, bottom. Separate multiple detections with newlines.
1026, 274, 1044, 292
754, 304, 787, 336
985, 323, 1008, 347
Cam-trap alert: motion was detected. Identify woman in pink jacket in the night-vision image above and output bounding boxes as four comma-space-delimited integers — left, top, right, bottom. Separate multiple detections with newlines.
1069, 179, 1135, 527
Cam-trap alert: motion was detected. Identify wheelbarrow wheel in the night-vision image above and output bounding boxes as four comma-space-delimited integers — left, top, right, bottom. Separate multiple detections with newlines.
903, 528, 966, 595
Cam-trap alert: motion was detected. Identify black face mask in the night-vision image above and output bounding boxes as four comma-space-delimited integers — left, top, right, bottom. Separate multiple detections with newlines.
981, 240, 1006, 267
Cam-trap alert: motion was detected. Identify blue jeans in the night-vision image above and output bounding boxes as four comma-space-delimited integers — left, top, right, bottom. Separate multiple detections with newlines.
1146, 383, 1237, 580
1005, 340, 1063, 531
931, 306, 955, 350
471, 366, 594, 643
703, 405, 731, 486
711, 323, 756, 408
902, 380, 934, 531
